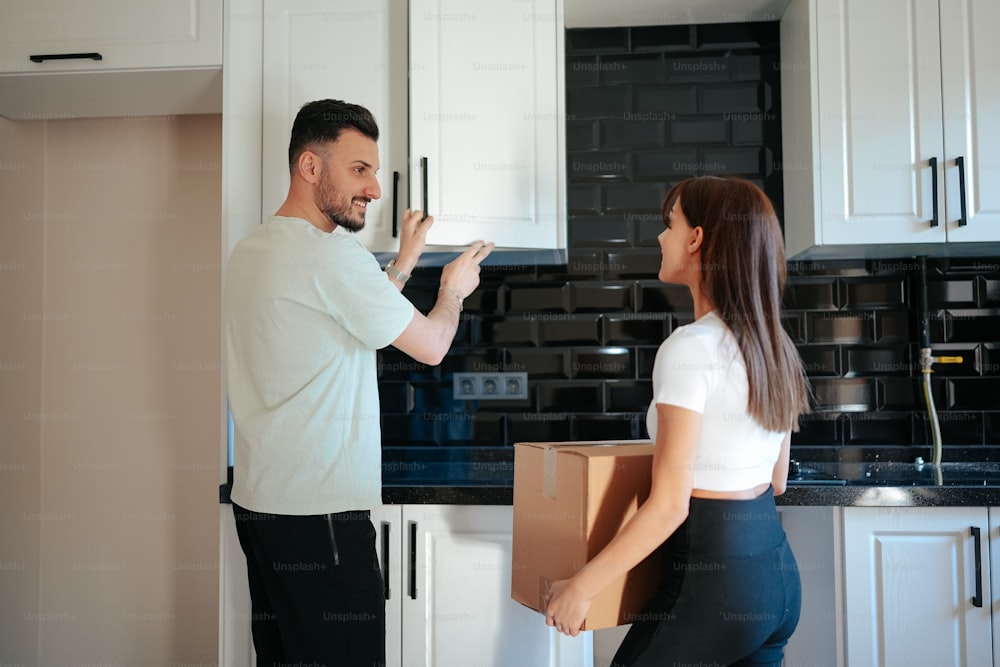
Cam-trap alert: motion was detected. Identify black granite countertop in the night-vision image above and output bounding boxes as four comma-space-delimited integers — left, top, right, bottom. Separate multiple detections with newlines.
381, 460, 1000, 507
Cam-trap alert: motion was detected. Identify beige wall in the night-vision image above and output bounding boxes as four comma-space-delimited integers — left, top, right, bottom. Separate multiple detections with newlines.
0, 114, 222, 665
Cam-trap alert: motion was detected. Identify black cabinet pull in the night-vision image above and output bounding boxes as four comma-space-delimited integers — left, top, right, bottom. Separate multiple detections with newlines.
956, 155, 968, 227
391, 171, 400, 238
420, 157, 429, 222
928, 156, 939, 228
380, 521, 391, 600
408, 520, 418, 600
30, 52, 103, 63
971, 525, 983, 608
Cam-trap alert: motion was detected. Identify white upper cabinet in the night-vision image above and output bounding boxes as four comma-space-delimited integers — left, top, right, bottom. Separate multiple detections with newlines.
409, 0, 566, 250
939, 0, 1000, 243
261, 0, 408, 251
0, 0, 222, 118
780, 0, 1000, 258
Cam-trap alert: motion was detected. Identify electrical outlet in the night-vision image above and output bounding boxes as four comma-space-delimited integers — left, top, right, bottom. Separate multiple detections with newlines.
453, 372, 528, 401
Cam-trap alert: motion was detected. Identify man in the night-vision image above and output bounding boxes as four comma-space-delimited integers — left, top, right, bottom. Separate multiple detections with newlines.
224, 99, 493, 666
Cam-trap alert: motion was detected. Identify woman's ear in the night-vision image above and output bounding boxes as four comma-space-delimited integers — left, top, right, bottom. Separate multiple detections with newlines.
688, 226, 705, 253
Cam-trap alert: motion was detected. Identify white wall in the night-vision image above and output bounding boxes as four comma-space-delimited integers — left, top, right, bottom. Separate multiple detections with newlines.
0, 114, 222, 665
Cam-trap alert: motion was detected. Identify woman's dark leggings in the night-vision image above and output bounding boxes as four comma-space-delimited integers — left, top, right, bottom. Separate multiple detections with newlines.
612, 487, 802, 667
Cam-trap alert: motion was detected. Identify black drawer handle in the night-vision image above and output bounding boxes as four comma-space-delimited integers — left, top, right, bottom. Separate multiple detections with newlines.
956, 155, 968, 227
928, 156, 939, 228
971, 525, 983, 608
408, 520, 418, 600
420, 157, 429, 222
380, 521, 391, 600
391, 171, 400, 238
30, 52, 103, 63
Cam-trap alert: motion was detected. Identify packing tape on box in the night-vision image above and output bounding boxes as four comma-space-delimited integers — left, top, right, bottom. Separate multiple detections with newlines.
543, 446, 558, 498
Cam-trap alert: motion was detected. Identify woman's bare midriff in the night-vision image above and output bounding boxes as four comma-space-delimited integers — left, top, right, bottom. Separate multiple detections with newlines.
690, 482, 771, 500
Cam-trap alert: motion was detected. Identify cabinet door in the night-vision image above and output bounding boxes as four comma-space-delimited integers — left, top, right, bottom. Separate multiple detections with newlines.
373, 504, 404, 667
990, 508, 1000, 667
409, 0, 565, 250
939, 0, 1000, 243
0, 0, 221, 72
815, 0, 947, 246
843, 507, 991, 667
401, 505, 590, 667
262, 0, 408, 252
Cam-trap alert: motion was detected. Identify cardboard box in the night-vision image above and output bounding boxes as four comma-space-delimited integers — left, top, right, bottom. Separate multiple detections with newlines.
510, 440, 662, 630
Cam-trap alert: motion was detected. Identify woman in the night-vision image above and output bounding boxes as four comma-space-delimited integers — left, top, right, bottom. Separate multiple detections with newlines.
544, 176, 811, 666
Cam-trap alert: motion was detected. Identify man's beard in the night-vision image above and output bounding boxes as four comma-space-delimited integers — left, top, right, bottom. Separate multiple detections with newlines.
317, 175, 367, 233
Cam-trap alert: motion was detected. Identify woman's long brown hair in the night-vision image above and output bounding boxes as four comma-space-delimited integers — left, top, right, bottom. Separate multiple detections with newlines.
662, 176, 811, 432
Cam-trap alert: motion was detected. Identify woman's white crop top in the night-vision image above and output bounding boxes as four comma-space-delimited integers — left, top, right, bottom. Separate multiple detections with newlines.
645, 311, 787, 491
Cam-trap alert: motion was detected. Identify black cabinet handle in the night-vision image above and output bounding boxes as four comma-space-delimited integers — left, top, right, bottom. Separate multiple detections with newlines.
971, 525, 983, 608
391, 171, 400, 238
928, 156, 939, 228
408, 520, 418, 600
30, 52, 103, 63
380, 521, 391, 600
956, 155, 968, 227
420, 157, 429, 222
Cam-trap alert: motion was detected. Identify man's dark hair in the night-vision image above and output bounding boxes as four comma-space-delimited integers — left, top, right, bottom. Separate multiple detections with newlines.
287, 99, 379, 173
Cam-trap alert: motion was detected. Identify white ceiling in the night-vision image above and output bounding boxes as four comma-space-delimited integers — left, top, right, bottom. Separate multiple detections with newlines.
564, 0, 794, 28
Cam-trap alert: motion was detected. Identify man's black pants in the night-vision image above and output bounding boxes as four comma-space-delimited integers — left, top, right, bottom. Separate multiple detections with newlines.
233, 503, 385, 667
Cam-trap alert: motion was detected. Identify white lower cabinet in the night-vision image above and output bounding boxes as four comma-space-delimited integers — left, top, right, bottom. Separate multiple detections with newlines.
376, 504, 590, 667
843, 506, 993, 667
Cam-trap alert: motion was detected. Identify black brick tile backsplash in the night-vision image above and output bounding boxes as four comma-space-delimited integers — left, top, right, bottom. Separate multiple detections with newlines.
380, 21, 999, 463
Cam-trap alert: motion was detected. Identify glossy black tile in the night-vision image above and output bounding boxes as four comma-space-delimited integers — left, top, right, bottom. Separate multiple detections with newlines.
670, 118, 728, 145
600, 118, 664, 149
633, 148, 701, 177
569, 215, 632, 246
508, 413, 572, 443
380, 414, 437, 446
843, 277, 906, 309
924, 343, 981, 377
919, 411, 985, 446
844, 413, 914, 446
378, 382, 412, 414
845, 346, 911, 377
874, 311, 910, 343
604, 182, 668, 213
570, 348, 634, 379
948, 379, 1000, 411
984, 278, 1000, 306
629, 25, 693, 52
569, 151, 632, 180
799, 345, 841, 377
377, 350, 440, 381
566, 86, 630, 118
666, 56, 731, 83
731, 116, 765, 145
701, 147, 763, 175
785, 278, 839, 310
984, 344, 1000, 377
928, 278, 978, 309
440, 349, 503, 377
605, 249, 661, 278
699, 82, 762, 114
987, 413, 1000, 443
437, 414, 507, 447
637, 281, 694, 312
566, 56, 600, 87
878, 377, 932, 411
604, 314, 668, 346
810, 378, 876, 412
566, 28, 630, 54
633, 85, 698, 115
637, 347, 660, 378
565, 250, 603, 278
507, 285, 568, 313
945, 313, 1000, 344
807, 311, 875, 344
537, 381, 604, 412
504, 349, 568, 379
601, 54, 664, 85
572, 414, 638, 441
782, 313, 806, 344
791, 415, 842, 447
570, 282, 634, 312
565, 120, 600, 151
696, 21, 777, 49
606, 380, 653, 412
461, 284, 501, 316
478, 316, 537, 347
567, 184, 602, 215
537, 314, 603, 346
